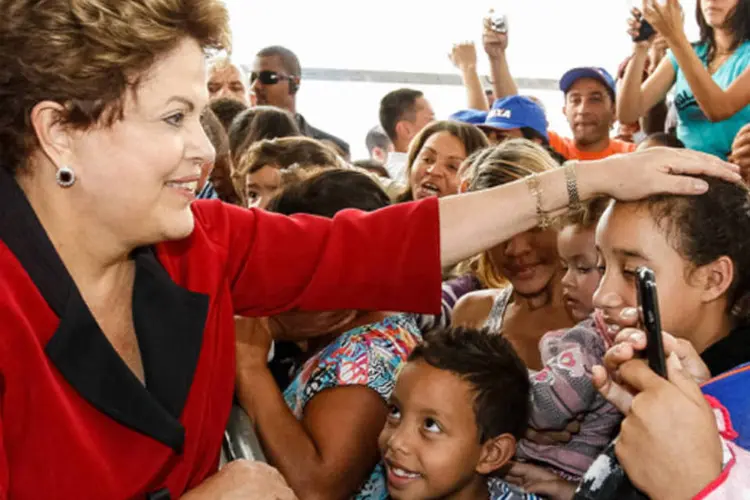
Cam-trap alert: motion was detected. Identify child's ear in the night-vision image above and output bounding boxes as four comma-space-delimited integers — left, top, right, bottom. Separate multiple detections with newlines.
694, 256, 734, 304
476, 434, 516, 475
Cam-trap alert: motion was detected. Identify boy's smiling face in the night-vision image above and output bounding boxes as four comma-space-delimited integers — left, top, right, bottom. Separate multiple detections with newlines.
378, 360, 497, 500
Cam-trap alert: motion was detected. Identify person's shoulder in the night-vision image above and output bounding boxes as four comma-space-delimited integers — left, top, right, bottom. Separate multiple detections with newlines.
693, 41, 710, 56
299, 118, 350, 155
452, 288, 505, 329
309, 316, 419, 390
610, 138, 637, 153
548, 131, 573, 158
548, 130, 569, 147
156, 201, 264, 278
342, 314, 422, 350
734, 40, 750, 61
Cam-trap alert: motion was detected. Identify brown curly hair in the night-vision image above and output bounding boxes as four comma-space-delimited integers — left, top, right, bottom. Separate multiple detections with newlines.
233, 137, 345, 206
0, 0, 230, 174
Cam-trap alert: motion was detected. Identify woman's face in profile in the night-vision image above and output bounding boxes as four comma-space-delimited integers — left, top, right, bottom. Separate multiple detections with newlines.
592, 201, 705, 340
60, 37, 214, 243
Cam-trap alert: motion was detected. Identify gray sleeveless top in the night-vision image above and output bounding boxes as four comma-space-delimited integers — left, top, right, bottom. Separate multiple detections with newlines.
483, 286, 513, 333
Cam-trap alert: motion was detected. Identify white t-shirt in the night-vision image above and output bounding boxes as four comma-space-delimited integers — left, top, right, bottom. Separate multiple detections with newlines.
384, 152, 408, 184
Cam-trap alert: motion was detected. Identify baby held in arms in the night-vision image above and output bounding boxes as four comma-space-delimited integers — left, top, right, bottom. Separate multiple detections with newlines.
515, 197, 622, 481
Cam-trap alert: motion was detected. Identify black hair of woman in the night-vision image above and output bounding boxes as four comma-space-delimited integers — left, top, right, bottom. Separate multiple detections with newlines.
229, 106, 301, 164
267, 169, 391, 217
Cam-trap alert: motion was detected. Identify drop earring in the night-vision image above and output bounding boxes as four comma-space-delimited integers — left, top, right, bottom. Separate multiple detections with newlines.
56, 165, 76, 188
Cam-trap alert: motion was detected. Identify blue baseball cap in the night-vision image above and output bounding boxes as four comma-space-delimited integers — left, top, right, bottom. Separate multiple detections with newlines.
479, 96, 548, 141
449, 109, 488, 125
560, 67, 616, 99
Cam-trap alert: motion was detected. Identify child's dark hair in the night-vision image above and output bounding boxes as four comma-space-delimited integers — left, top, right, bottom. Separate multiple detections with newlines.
642, 132, 685, 149
208, 97, 248, 132
409, 327, 530, 442
267, 169, 390, 217
643, 176, 750, 322
352, 159, 391, 179
228, 105, 301, 163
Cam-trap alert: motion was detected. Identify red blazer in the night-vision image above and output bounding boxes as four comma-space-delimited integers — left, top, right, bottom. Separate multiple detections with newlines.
0, 168, 441, 500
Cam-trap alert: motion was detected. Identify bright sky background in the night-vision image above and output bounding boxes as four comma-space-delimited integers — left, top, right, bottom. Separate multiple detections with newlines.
225, 0, 700, 158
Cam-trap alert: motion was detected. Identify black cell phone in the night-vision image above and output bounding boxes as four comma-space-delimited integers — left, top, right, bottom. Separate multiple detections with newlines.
636, 267, 667, 378
633, 18, 656, 42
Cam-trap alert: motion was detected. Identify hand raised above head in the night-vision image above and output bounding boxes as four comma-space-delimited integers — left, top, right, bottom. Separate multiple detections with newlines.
482, 17, 509, 57
449, 42, 478, 71
627, 7, 654, 47
641, 0, 685, 44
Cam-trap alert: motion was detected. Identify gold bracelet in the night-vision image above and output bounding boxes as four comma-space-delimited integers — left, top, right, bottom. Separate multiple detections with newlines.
526, 174, 551, 229
564, 161, 583, 213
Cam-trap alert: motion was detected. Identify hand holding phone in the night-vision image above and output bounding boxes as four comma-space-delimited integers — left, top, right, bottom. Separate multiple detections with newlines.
634, 18, 656, 42
488, 9, 508, 34
629, 8, 656, 43
636, 267, 667, 378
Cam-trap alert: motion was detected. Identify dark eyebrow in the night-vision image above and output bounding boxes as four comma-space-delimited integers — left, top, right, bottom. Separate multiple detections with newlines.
165, 96, 195, 111
614, 248, 649, 261
423, 147, 463, 162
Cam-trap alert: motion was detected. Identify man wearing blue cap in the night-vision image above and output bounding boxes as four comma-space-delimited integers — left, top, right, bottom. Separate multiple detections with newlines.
550, 67, 636, 160
449, 109, 488, 126
477, 95, 549, 146
480, 20, 635, 160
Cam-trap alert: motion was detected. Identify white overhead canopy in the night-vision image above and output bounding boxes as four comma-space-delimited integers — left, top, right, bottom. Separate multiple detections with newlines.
224, 0, 700, 158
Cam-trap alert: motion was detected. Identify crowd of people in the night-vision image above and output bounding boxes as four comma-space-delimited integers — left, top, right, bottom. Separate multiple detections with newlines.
1, 0, 750, 499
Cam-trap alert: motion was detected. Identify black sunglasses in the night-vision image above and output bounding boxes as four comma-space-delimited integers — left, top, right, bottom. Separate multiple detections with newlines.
250, 70, 293, 85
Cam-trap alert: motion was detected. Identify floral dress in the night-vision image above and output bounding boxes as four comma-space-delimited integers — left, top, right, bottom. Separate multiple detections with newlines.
283, 314, 422, 499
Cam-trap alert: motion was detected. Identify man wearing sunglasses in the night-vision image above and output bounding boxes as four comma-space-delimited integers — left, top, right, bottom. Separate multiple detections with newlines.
251, 46, 350, 158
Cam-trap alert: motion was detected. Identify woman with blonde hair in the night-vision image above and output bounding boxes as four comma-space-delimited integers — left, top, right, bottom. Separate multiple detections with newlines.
453, 139, 575, 368
0, 0, 739, 497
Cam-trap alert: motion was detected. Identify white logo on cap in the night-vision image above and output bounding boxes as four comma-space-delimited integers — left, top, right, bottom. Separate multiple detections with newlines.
488, 109, 512, 119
